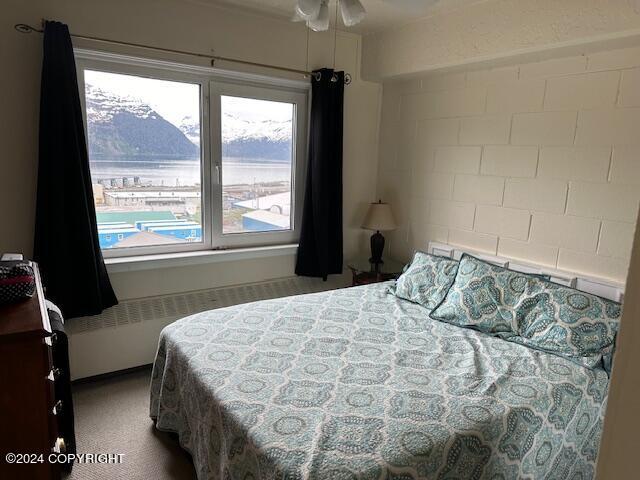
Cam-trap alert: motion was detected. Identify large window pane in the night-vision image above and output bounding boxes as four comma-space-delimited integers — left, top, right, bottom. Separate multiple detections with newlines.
84, 70, 203, 249
220, 96, 294, 234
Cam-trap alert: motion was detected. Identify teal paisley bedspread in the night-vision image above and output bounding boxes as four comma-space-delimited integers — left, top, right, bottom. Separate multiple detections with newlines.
150, 282, 609, 480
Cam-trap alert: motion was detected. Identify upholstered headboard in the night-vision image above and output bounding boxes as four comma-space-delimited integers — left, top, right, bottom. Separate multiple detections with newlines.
427, 242, 625, 303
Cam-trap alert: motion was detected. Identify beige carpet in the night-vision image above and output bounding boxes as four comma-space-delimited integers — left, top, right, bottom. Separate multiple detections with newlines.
64, 368, 196, 480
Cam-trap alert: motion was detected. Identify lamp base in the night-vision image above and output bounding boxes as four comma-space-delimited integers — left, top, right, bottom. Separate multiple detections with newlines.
369, 231, 385, 265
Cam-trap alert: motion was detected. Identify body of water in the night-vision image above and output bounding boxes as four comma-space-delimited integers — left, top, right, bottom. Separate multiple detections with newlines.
89, 157, 291, 187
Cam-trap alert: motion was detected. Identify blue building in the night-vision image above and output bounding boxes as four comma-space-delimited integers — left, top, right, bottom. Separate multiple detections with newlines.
97, 227, 140, 248
241, 210, 290, 232
147, 225, 202, 242
135, 220, 200, 231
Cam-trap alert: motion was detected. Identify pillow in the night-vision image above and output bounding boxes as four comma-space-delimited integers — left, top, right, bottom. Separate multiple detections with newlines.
392, 251, 459, 309
510, 278, 622, 369
429, 254, 539, 334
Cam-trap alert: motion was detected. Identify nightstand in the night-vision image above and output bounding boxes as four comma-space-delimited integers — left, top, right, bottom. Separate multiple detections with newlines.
347, 257, 405, 286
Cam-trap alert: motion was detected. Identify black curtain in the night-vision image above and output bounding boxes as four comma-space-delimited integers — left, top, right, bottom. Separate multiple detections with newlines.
295, 68, 344, 280
34, 21, 117, 318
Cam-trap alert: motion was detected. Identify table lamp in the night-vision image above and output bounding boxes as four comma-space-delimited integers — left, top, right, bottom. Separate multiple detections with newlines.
361, 200, 397, 264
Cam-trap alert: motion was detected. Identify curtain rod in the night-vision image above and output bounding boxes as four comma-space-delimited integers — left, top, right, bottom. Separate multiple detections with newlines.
14, 23, 352, 84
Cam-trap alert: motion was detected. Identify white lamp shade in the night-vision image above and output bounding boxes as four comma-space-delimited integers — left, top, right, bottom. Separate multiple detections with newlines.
308, 1, 330, 31
296, 0, 321, 19
362, 202, 397, 231
340, 0, 366, 27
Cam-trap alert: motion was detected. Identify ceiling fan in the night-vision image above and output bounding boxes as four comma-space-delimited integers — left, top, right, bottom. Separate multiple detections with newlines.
293, 0, 432, 32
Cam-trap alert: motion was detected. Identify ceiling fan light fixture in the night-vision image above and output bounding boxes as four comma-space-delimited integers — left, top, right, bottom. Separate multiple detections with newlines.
296, 0, 321, 20
291, 9, 306, 22
340, 0, 366, 27
307, 0, 330, 31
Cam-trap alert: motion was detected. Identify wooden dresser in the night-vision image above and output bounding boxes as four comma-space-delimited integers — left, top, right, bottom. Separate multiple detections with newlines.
0, 263, 62, 480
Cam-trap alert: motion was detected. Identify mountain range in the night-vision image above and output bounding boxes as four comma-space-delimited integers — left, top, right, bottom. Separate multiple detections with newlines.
86, 85, 292, 162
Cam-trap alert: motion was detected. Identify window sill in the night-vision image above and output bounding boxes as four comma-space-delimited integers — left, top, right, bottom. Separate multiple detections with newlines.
104, 244, 298, 273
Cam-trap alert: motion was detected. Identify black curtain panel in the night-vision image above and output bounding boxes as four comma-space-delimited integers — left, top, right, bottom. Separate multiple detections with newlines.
34, 21, 117, 318
295, 68, 344, 280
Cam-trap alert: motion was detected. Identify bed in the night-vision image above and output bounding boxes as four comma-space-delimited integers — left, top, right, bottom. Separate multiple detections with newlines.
150, 244, 623, 479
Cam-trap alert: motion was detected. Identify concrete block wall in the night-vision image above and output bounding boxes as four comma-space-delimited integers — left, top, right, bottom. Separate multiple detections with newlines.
377, 45, 640, 283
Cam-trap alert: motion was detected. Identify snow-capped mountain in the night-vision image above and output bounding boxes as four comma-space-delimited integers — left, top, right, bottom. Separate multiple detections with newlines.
86, 85, 293, 162
178, 116, 201, 147
86, 84, 198, 158
180, 112, 293, 161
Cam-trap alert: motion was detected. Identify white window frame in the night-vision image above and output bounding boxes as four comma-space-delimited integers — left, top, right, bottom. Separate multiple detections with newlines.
75, 49, 309, 259
210, 81, 307, 248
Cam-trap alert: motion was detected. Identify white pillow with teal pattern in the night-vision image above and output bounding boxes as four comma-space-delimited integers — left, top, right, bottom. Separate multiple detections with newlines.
429, 254, 539, 334
392, 251, 459, 310
510, 278, 622, 370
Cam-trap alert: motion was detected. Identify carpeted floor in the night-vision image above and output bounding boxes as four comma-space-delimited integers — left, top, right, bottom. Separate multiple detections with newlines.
64, 368, 196, 480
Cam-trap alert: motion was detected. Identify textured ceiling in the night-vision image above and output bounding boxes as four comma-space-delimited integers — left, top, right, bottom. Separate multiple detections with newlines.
190, 0, 489, 34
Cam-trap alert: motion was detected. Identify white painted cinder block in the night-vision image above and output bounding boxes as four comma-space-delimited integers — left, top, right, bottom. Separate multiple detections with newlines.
497, 238, 559, 267
557, 249, 629, 283
459, 115, 511, 145
404, 87, 486, 120
538, 146, 611, 182
434, 146, 481, 174
598, 220, 637, 259
587, 46, 640, 72
421, 72, 467, 92
466, 66, 519, 87
428, 199, 476, 230
453, 175, 505, 205
481, 146, 538, 178
419, 172, 455, 200
575, 108, 640, 146
567, 182, 640, 222
511, 111, 577, 146
518, 56, 587, 78
486, 78, 545, 114
427, 87, 487, 119
618, 68, 640, 107
416, 117, 460, 146
543, 71, 620, 111
474, 205, 531, 240
529, 213, 601, 253
503, 178, 568, 214
610, 146, 640, 185
449, 228, 498, 254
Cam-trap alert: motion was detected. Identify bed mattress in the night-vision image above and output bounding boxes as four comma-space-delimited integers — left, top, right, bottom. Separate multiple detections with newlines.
150, 282, 609, 479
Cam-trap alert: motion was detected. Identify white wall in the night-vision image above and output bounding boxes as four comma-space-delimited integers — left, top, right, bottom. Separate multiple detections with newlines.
377, 47, 640, 283
0, 0, 382, 299
362, 0, 640, 80
596, 209, 640, 477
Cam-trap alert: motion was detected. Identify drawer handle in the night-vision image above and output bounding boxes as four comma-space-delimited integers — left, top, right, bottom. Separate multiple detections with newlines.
47, 367, 63, 382
52, 400, 63, 415
52, 437, 66, 454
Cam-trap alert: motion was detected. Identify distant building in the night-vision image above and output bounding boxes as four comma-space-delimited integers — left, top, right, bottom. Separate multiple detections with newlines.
97, 227, 140, 248
233, 191, 290, 216
147, 224, 202, 242
241, 209, 289, 231
96, 210, 176, 224
92, 183, 105, 205
104, 190, 201, 214
113, 231, 187, 248
135, 220, 200, 231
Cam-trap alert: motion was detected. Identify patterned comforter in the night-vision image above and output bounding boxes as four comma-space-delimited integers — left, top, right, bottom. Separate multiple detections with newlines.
150, 282, 609, 479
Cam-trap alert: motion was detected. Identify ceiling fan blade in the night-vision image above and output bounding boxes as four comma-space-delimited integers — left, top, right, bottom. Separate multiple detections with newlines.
297, 0, 322, 20
341, 0, 366, 27
308, 1, 330, 31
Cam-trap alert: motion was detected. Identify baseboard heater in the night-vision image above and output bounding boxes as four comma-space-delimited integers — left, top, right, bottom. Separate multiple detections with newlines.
67, 274, 349, 380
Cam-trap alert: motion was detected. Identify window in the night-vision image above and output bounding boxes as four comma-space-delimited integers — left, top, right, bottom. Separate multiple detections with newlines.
77, 52, 308, 257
